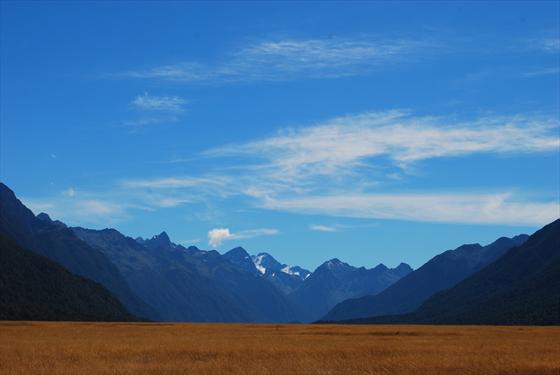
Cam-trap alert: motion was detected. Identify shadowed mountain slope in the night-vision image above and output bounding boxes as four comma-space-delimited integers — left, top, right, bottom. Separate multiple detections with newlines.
374, 218, 559, 325
0, 233, 135, 321
0, 183, 157, 320
322, 234, 528, 322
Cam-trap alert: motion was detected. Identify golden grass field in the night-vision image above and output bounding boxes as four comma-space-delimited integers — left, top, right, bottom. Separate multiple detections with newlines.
1, 322, 559, 375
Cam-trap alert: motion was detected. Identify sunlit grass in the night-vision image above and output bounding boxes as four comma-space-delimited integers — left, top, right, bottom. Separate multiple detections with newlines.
1, 322, 559, 375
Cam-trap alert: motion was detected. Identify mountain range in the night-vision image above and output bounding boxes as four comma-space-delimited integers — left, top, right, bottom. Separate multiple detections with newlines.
1, 182, 558, 325
339, 219, 560, 325
322, 234, 528, 321
0, 183, 411, 322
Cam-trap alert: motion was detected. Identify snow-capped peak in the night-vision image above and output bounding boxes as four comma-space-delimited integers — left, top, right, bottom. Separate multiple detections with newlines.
251, 253, 270, 275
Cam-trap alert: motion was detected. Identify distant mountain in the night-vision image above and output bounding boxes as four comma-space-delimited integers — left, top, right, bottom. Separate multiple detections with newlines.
350, 219, 560, 325
322, 234, 528, 322
251, 252, 311, 294
290, 258, 412, 322
75, 228, 299, 322
149, 242, 300, 323
0, 183, 157, 320
0, 233, 135, 321
73, 228, 250, 322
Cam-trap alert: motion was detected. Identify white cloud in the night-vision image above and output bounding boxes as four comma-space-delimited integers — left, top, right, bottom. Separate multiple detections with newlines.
117, 110, 559, 226
309, 224, 338, 232
205, 110, 559, 190
261, 193, 559, 226
208, 227, 279, 247
25, 109, 560, 228
132, 93, 186, 112
208, 228, 231, 247
120, 37, 433, 83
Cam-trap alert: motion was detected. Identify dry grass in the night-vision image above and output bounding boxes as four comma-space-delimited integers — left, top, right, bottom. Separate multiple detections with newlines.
0, 322, 559, 375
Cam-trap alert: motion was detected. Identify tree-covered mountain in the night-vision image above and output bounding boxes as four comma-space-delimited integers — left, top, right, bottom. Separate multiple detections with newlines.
0, 233, 135, 321
0, 183, 157, 320
291, 259, 412, 322
322, 234, 528, 322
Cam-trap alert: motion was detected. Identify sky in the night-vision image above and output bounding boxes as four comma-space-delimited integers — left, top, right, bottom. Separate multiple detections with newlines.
1, 1, 559, 271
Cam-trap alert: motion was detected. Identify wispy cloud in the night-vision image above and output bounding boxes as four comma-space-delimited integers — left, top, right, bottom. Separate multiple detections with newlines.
132, 93, 187, 112
309, 224, 339, 232
208, 227, 279, 247
22, 196, 130, 226
205, 110, 559, 191
539, 37, 560, 52
120, 37, 435, 84
523, 67, 560, 77
261, 193, 558, 226
26, 110, 560, 227
61, 187, 76, 197
121, 176, 225, 189
119, 110, 559, 226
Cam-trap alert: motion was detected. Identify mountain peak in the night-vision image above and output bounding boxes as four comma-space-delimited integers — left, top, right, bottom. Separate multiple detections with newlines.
373, 263, 388, 271
142, 231, 173, 250
223, 247, 258, 275
316, 258, 353, 273
226, 246, 250, 258
154, 231, 170, 241
395, 262, 413, 272
36, 212, 52, 222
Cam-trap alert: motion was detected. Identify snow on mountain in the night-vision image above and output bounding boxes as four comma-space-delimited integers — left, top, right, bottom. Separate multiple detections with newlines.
251, 252, 310, 280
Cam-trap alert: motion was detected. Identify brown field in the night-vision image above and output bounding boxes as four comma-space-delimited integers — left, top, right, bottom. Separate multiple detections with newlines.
0, 322, 559, 375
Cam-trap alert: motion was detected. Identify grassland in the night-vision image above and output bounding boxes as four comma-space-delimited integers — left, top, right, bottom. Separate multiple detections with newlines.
1, 322, 559, 375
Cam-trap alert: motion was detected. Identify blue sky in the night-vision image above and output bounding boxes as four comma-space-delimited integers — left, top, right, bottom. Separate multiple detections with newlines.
1, 1, 559, 270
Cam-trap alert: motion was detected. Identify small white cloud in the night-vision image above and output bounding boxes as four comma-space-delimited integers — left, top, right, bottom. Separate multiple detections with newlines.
61, 188, 76, 197
132, 93, 186, 112
207, 227, 279, 248
309, 224, 338, 232
208, 228, 232, 247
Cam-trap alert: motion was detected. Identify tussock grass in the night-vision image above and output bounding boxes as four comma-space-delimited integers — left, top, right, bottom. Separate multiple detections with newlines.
1, 322, 559, 374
